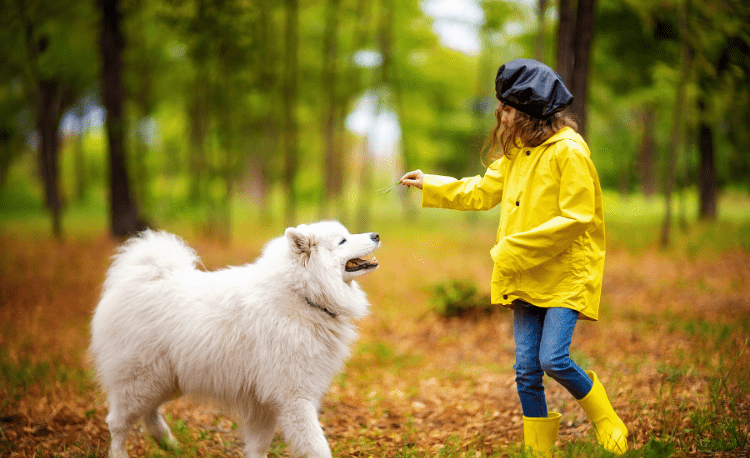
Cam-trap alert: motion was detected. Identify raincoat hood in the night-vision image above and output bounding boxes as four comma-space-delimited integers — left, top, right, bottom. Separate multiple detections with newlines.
495, 58, 573, 120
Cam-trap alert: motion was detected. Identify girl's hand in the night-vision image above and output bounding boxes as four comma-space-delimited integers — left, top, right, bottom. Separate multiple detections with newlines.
400, 170, 424, 190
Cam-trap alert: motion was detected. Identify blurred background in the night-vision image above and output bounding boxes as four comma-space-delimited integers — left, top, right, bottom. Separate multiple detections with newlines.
1, 0, 749, 242
2, 2, 750, 455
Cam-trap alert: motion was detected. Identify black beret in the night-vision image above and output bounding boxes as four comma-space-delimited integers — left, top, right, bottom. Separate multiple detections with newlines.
495, 58, 573, 120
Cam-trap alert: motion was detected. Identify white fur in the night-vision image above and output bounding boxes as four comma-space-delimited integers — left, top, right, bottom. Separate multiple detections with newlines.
90, 221, 380, 458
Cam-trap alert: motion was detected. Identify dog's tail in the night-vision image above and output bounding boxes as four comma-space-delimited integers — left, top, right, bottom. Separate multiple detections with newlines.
105, 230, 200, 288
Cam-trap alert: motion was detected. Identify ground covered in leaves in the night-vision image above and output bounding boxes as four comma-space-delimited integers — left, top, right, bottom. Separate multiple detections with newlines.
1, 222, 749, 457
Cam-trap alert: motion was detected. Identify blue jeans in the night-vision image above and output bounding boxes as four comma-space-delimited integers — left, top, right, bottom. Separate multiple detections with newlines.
513, 302, 593, 418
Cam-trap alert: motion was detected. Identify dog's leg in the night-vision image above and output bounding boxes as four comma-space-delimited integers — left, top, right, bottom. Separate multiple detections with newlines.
241, 403, 278, 458
144, 406, 179, 451
106, 395, 139, 458
106, 364, 176, 458
277, 399, 331, 458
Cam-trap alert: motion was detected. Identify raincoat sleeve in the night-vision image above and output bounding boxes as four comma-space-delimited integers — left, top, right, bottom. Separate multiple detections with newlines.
491, 145, 597, 274
422, 160, 504, 211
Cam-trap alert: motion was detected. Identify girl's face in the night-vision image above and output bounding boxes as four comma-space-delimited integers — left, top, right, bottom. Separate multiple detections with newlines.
499, 103, 517, 129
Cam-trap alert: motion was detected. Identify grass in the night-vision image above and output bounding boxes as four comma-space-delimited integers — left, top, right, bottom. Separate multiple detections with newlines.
0, 348, 92, 404
2, 180, 750, 245
643, 319, 749, 454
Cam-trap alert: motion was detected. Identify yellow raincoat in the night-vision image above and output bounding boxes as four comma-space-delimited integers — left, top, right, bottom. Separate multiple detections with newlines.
422, 127, 605, 320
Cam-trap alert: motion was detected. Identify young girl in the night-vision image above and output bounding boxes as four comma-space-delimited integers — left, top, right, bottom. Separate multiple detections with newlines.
400, 58, 628, 457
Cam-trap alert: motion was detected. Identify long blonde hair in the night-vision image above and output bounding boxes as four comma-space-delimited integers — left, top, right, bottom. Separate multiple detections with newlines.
482, 104, 578, 165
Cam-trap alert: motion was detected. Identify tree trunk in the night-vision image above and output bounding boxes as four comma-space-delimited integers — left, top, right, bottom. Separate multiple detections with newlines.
282, 0, 299, 227
339, 0, 372, 227
391, 42, 415, 220
255, 0, 276, 219
638, 107, 657, 197
0, 142, 8, 189
556, 0, 595, 138
535, 0, 547, 62
258, 108, 277, 221
216, 84, 236, 241
697, 98, 717, 220
354, 138, 373, 231
130, 0, 154, 214
321, 0, 341, 219
356, 0, 394, 231
556, 0, 575, 89
570, 0, 594, 138
99, 0, 144, 237
36, 80, 64, 238
73, 105, 87, 202
188, 76, 208, 206
660, 5, 690, 248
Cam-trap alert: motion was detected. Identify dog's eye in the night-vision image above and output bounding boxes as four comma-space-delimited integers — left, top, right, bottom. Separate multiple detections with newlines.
339, 238, 347, 245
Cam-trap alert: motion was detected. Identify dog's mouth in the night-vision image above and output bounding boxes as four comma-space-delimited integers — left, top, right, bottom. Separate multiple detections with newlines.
345, 255, 378, 272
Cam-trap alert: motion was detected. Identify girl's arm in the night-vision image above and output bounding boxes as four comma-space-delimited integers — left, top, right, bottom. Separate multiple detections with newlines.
402, 161, 504, 212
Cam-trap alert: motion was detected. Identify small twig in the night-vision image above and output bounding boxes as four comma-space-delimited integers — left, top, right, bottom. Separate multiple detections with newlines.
375, 181, 402, 196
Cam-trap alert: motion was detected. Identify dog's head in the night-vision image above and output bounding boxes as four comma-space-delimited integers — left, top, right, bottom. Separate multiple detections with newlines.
285, 221, 380, 283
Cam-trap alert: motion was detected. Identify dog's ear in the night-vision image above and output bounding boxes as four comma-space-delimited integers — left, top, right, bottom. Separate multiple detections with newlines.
285, 226, 313, 262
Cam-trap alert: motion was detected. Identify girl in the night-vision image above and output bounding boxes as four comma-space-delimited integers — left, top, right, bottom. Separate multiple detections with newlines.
400, 58, 628, 457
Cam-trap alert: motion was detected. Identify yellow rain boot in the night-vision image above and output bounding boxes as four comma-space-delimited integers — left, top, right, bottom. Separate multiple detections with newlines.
578, 371, 629, 455
523, 412, 561, 458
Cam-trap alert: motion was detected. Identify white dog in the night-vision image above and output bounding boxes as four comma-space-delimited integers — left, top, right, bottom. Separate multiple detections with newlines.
90, 221, 380, 458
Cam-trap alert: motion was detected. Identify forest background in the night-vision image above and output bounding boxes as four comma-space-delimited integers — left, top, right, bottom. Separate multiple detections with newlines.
1, 0, 749, 239
2, 0, 750, 457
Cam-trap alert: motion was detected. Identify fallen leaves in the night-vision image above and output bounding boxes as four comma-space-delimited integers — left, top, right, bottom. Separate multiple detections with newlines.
1, 230, 749, 457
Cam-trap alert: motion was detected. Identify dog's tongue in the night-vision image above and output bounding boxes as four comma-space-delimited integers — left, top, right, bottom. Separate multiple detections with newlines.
345, 256, 378, 271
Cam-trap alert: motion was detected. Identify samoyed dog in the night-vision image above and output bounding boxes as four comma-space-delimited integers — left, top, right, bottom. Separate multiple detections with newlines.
90, 221, 380, 458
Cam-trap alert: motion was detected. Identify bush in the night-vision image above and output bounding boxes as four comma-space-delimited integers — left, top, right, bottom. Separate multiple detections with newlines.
430, 278, 493, 318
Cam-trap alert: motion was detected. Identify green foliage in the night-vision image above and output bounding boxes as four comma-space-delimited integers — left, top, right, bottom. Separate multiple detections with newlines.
430, 278, 493, 318
354, 341, 422, 373
639, 438, 676, 458
600, 189, 750, 252
0, 349, 53, 401
591, 0, 750, 192
0, 0, 99, 190
0, 0, 749, 236
0, 162, 45, 217
0, 347, 92, 404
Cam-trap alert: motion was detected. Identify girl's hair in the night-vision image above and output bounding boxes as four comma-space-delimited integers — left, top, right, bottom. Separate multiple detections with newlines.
482, 104, 578, 165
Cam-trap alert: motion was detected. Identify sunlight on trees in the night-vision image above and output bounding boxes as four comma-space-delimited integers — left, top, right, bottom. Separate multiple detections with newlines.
0, 0, 748, 239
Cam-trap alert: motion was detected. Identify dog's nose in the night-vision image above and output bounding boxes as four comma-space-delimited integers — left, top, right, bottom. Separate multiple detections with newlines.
371, 233, 380, 242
